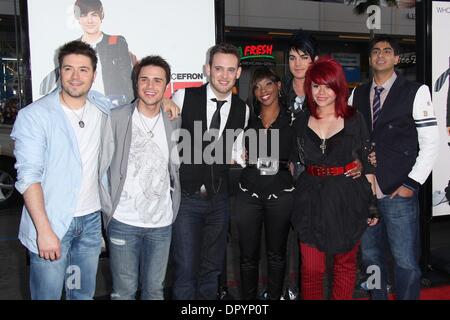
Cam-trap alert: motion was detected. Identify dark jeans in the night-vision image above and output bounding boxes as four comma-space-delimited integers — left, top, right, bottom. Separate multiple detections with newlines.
171, 192, 230, 300
235, 190, 293, 300
361, 194, 421, 300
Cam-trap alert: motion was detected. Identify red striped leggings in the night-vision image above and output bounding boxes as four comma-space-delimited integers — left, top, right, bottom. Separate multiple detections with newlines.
300, 242, 360, 300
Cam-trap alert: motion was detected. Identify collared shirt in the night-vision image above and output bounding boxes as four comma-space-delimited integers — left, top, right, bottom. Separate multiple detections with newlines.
11, 89, 113, 254
172, 83, 250, 165
369, 72, 397, 124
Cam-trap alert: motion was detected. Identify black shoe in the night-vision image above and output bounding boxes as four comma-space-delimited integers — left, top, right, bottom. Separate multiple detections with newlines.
259, 290, 270, 300
281, 288, 298, 300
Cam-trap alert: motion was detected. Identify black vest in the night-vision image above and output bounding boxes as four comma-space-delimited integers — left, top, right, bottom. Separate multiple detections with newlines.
179, 84, 247, 195
353, 75, 421, 194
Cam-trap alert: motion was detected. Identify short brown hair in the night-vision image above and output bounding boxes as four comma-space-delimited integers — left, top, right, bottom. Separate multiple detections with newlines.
132, 55, 171, 93
208, 43, 241, 66
58, 40, 98, 71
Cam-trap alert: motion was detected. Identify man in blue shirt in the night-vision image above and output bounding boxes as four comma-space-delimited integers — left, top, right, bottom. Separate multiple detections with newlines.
12, 40, 114, 300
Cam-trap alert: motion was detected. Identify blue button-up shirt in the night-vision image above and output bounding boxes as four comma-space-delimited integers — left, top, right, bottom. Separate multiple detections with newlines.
11, 89, 112, 253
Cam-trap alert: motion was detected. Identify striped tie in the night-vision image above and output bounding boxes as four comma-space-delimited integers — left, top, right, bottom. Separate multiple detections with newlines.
372, 86, 384, 128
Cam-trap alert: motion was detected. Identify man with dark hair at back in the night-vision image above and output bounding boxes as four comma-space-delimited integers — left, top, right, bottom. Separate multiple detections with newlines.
11, 40, 114, 300
282, 29, 319, 124
349, 36, 439, 300
278, 30, 320, 300
102, 55, 181, 300
171, 43, 249, 300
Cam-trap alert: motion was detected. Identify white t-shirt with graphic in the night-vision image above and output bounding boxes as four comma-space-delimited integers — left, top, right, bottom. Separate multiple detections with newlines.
114, 109, 173, 228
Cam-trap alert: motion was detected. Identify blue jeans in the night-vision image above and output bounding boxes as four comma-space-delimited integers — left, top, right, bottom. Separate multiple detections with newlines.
29, 211, 102, 300
361, 194, 421, 300
107, 218, 172, 300
171, 192, 230, 300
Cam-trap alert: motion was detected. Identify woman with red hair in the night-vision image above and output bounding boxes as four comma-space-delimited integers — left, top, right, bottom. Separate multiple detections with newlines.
292, 57, 378, 299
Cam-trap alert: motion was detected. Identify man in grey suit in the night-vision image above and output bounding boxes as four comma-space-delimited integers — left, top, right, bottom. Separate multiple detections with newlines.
102, 55, 181, 300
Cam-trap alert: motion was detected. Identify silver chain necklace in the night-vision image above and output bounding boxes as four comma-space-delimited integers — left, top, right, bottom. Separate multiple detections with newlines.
137, 109, 161, 138
61, 94, 87, 128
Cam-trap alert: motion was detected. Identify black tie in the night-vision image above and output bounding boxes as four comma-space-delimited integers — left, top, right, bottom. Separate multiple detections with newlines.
210, 98, 227, 131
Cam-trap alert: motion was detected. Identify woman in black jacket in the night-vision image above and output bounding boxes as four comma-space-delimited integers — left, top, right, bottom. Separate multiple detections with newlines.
235, 67, 295, 300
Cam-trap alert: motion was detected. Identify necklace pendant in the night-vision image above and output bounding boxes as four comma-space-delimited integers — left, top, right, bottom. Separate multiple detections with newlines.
148, 130, 154, 138
320, 139, 326, 154
79, 120, 85, 128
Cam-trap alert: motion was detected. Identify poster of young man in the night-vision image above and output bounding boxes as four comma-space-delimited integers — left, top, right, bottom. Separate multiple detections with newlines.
26, 0, 215, 105
432, 0, 450, 216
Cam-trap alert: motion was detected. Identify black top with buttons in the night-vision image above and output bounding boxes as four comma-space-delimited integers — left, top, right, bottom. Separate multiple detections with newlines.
239, 109, 295, 198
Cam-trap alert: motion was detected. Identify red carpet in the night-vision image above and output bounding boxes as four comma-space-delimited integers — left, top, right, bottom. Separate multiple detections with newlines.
356, 285, 450, 300
418, 285, 450, 300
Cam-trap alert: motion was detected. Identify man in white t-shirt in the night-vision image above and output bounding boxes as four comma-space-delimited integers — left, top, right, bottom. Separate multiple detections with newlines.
102, 56, 181, 300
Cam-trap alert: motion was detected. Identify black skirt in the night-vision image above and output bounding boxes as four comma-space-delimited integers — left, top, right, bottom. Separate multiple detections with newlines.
293, 172, 371, 254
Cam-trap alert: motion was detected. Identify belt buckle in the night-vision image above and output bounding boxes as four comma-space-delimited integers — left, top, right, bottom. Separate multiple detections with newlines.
257, 157, 279, 176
